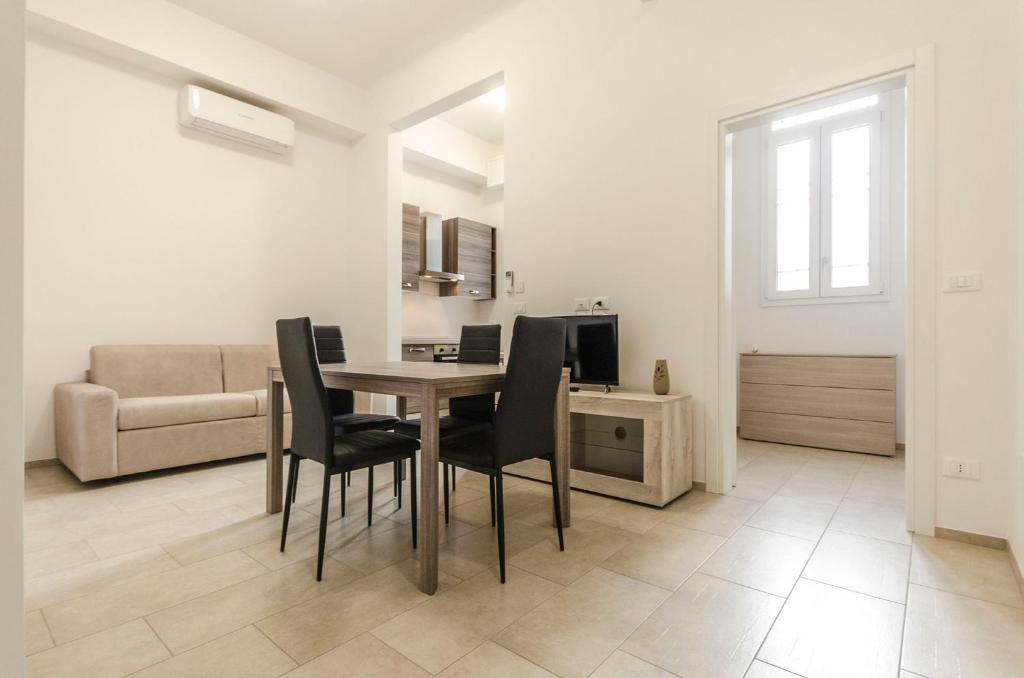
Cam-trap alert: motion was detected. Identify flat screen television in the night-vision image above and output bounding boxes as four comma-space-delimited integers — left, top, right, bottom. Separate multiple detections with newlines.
557, 314, 619, 386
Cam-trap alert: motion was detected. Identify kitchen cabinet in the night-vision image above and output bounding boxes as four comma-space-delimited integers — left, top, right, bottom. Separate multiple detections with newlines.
442, 217, 496, 300
401, 203, 422, 292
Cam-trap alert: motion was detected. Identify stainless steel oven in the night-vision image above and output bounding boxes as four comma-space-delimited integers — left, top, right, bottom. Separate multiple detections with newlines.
433, 344, 459, 362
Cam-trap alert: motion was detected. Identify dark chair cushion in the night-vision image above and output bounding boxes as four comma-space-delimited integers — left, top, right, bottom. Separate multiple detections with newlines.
332, 430, 419, 470
333, 413, 399, 435
393, 416, 492, 440
438, 427, 498, 470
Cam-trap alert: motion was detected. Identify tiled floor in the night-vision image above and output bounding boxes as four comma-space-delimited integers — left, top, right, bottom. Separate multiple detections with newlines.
22, 439, 1024, 677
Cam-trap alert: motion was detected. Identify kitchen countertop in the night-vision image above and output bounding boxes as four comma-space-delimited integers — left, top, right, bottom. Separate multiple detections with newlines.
402, 337, 459, 345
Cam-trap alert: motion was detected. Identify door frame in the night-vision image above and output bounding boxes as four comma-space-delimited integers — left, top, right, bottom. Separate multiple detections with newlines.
705, 46, 937, 536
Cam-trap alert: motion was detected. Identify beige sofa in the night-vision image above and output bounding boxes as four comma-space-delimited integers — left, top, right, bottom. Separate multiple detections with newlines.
55, 345, 293, 481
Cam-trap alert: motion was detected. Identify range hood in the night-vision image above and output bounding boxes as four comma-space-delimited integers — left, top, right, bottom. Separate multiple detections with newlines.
419, 212, 464, 282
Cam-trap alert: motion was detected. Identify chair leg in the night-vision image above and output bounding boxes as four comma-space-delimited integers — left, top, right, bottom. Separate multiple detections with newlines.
316, 466, 331, 581
495, 471, 506, 583
489, 476, 496, 527
396, 460, 403, 509
367, 466, 374, 527
290, 456, 300, 503
340, 472, 346, 518
393, 461, 399, 497
346, 471, 351, 487
410, 454, 418, 549
280, 454, 298, 552
443, 462, 450, 525
451, 463, 456, 491
549, 458, 565, 551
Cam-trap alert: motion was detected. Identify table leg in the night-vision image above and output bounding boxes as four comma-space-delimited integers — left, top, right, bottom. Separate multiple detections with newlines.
418, 384, 439, 594
266, 373, 284, 514
555, 371, 571, 527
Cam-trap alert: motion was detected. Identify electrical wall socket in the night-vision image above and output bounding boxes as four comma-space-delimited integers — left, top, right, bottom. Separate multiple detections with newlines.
573, 297, 591, 312
592, 296, 610, 311
943, 458, 980, 479
513, 302, 527, 315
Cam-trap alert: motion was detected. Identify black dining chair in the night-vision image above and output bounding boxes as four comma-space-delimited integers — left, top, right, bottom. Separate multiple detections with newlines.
276, 317, 419, 580
394, 324, 501, 525
289, 325, 404, 517
435, 316, 566, 582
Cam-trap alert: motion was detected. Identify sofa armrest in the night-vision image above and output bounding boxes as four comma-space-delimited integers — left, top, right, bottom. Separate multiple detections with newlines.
54, 382, 118, 481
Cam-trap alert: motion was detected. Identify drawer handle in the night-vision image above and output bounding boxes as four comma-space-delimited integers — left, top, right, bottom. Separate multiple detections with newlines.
402, 282, 413, 289
408, 347, 427, 352
468, 289, 481, 295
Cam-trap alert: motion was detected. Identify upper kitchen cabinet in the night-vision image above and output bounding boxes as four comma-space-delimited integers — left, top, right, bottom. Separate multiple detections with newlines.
442, 217, 496, 300
401, 203, 422, 292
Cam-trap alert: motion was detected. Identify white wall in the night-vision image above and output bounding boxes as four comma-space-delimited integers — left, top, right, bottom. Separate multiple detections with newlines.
400, 119, 503, 341
0, 0, 25, 671
733, 93, 907, 442
349, 0, 1020, 539
23, 35, 355, 461
1011, 0, 1024, 577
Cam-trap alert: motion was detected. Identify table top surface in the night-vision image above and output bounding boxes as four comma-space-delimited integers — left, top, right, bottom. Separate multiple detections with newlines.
270, 360, 519, 384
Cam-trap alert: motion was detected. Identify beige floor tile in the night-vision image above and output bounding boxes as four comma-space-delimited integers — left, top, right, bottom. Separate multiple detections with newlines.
910, 534, 1023, 607
623, 572, 782, 678
133, 626, 296, 677
165, 510, 319, 566
448, 485, 547, 527
26, 619, 169, 678
901, 584, 1024, 678
24, 610, 53, 656
108, 474, 249, 512
844, 466, 905, 504
830, 496, 910, 545
282, 633, 427, 677
331, 518, 476, 575
257, 560, 459, 664
148, 556, 360, 653
372, 565, 563, 673
663, 491, 762, 537
510, 518, 635, 585
87, 505, 254, 558
591, 650, 676, 677
804, 531, 910, 603
24, 540, 97, 580
699, 526, 814, 597
758, 579, 904, 678
590, 500, 670, 535
730, 455, 805, 502
745, 495, 835, 541
602, 522, 725, 590
25, 546, 180, 612
436, 641, 556, 677
774, 468, 853, 506
496, 567, 669, 678
244, 514, 403, 571
25, 502, 185, 554
744, 660, 802, 677
440, 519, 552, 581
801, 449, 867, 473
517, 490, 615, 526
44, 550, 267, 644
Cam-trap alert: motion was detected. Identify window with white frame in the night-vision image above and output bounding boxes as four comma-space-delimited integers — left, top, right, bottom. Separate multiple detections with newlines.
762, 94, 886, 303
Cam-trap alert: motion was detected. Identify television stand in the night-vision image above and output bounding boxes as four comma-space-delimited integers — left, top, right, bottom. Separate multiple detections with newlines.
505, 389, 693, 507
569, 384, 613, 394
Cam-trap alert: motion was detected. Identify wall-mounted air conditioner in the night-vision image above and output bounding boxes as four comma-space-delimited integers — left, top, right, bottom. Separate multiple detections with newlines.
178, 85, 294, 154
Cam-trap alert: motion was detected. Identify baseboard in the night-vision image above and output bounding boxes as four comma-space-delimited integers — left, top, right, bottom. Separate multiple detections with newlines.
1009, 541, 1024, 599
692, 480, 706, 492
935, 526, 1007, 551
25, 458, 59, 469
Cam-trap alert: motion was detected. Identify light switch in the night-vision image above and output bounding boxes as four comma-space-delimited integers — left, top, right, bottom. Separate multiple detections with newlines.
515, 281, 525, 294
944, 272, 981, 293
513, 302, 527, 314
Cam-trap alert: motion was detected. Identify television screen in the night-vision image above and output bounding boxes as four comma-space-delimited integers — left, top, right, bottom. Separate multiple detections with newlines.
558, 314, 619, 386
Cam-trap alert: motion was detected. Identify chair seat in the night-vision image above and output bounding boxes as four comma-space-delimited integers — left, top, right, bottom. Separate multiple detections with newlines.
332, 430, 419, 470
438, 427, 499, 470
393, 416, 492, 440
333, 412, 399, 434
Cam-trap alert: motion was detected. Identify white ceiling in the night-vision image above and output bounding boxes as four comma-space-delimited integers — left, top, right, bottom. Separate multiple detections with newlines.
438, 87, 505, 144
167, 0, 518, 87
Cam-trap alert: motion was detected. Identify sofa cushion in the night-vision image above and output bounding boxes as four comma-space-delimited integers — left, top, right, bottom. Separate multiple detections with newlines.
91, 345, 224, 398
245, 389, 292, 416
118, 393, 257, 431
221, 345, 279, 393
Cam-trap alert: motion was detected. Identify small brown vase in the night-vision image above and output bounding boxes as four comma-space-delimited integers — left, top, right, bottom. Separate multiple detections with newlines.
653, 359, 670, 395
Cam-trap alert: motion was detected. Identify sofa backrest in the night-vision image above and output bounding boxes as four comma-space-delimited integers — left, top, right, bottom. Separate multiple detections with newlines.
220, 344, 279, 393
90, 345, 224, 398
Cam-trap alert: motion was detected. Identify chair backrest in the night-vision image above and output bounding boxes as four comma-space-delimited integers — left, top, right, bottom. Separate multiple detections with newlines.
313, 324, 354, 415
276, 318, 334, 466
457, 324, 501, 364
450, 324, 502, 421
493, 316, 567, 467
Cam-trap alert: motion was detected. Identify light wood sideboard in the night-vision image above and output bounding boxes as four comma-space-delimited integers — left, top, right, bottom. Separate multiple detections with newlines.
505, 390, 692, 507
739, 353, 897, 456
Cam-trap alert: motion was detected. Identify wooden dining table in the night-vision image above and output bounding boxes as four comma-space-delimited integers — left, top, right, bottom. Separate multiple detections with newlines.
265, 361, 571, 594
